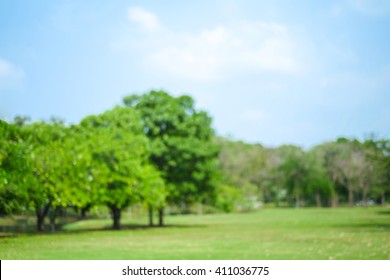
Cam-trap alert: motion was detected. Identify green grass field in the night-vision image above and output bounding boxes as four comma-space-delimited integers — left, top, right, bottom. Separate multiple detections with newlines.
0, 207, 389, 259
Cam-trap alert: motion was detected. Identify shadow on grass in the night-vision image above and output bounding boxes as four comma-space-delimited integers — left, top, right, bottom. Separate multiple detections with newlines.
59, 222, 207, 234
0, 233, 18, 239
0, 222, 207, 238
334, 223, 390, 232
0, 224, 39, 236
376, 210, 390, 216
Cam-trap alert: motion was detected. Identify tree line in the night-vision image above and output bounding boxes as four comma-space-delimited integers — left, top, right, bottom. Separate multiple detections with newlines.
0, 90, 219, 231
216, 136, 390, 211
1, 90, 389, 232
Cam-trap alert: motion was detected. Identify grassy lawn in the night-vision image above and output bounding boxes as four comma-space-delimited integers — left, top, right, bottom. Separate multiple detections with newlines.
0, 207, 389, 259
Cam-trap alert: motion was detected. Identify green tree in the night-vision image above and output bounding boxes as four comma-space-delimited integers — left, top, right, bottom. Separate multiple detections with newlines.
138, 164, 166, 226
363, 138, 390, 205
277, 145, 307, 207
217, 137, 267, 209
123, 90, 219, 225
215, 184, 243, 212
314, 138, 376, 207
59, 124, 96, 218
304, 150, 334, 207
23, 120, 79, 231
79, 106, 151, 229
313, 142, 344, 207
17, 120, 70, 231
0, 120, 29, 215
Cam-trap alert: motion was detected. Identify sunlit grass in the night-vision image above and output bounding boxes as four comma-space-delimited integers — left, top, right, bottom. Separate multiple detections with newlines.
0, 207, 389, 259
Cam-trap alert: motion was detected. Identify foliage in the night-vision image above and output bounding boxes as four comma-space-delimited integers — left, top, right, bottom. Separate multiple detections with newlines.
123, 90, 220, 222
22, 120, 77, 230
219, 137, 389, 208
0, 121, 30, 214
214, 184, 243, 213
1, 90, 390, 232
79, 106, 156, 229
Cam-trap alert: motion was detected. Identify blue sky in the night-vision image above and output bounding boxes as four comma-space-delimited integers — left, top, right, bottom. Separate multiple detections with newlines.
0, 0, 389, 147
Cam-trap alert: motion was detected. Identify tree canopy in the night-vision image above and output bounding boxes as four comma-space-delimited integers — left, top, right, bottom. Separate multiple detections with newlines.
123, 90, 220, 224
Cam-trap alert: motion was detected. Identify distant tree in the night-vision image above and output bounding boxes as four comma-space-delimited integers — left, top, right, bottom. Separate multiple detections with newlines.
304, 150, 334, 207
313, 142, 344, 207
363, 138, 390, 205
277, 145, 307, 207
314, 139, 377, 207
217, 137, 267, 209
215, 184, 243, 212
124, 90, 219, 225
217, 140, 337, 208
260, 148, 286, 207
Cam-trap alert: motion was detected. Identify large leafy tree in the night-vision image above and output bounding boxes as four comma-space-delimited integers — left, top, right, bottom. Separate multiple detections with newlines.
58, 124, 96, 218
1, 119, 90, 231
123, 90, 219, 225
79, 106, 154, 229
0, 120, 30, 215
23, 120, 77, 231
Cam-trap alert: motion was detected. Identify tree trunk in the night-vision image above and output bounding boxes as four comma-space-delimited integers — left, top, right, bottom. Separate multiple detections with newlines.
111, 206, 121, 230
37, 214, 45, 232
315, 192, 322, 207
81, 204, 92, 218
381, 193, 385, 206
331, 194, 339, 208
295, 194, 300, 208
275, 197, 280, 208
348, 187, 354, 207
362, 188, 368, 207
197, 203, 203, 215
158, 207, 164, 227
49, 208, 57, 232
148, 205, 154, 227
59, 207, 67, 218
35, 203, 51, 232
81, 208, 88, 218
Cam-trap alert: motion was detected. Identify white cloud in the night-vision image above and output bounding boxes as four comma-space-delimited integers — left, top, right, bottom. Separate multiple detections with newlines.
127, 7, 161, 31
348, 0, 390, 16
121, 8, 309, 81
0, 58, 23, 89
329, 1, 390, 17
0, 59, 15, 78
155, 23, 303, 80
